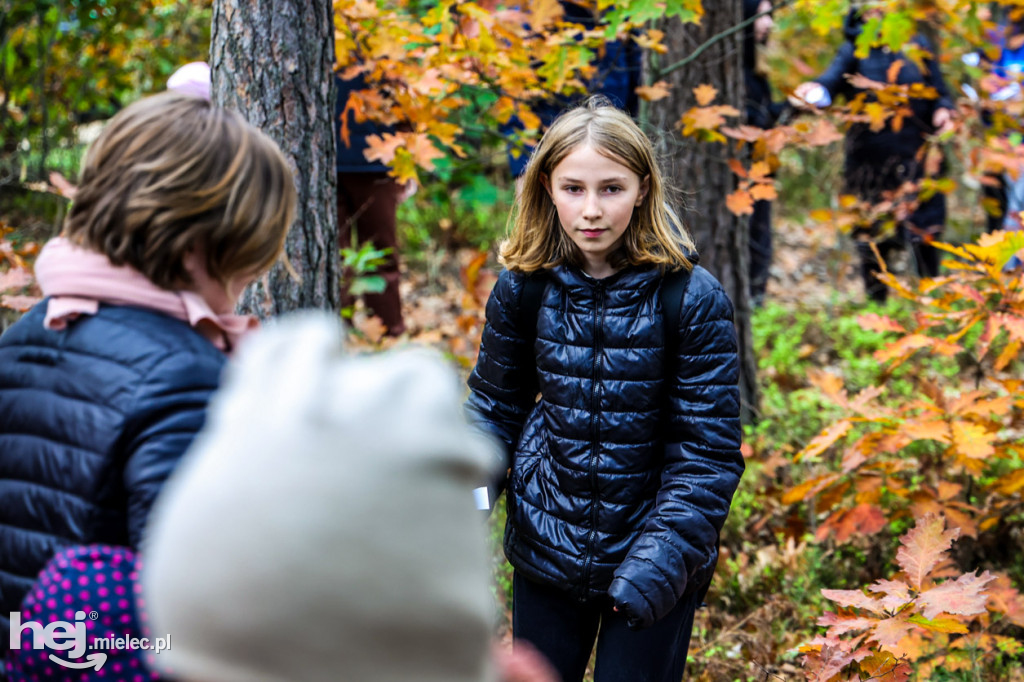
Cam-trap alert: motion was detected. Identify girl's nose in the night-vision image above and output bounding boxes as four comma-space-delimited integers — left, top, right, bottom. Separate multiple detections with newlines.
582, 193, 602, 218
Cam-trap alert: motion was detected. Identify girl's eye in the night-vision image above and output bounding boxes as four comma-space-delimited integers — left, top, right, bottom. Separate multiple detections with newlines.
563, 185, 582, 193
605, 186, 622, 194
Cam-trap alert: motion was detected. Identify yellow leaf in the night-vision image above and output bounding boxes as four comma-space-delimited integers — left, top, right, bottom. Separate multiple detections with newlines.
865, 101, 888, 132
693, 83, 718, 106
907, 614, 969, 634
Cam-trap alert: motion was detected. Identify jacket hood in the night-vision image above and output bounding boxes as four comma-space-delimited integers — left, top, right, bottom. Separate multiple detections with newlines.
843, 9, 864, 42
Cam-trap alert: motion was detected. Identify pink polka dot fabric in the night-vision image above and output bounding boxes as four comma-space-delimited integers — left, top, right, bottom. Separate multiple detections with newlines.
4, 545, 165, 681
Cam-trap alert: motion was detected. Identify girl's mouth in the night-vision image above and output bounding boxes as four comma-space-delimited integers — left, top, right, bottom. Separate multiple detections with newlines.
580, 229, 606, 238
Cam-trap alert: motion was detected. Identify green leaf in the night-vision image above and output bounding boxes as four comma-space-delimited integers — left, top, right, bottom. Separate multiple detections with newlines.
855, 16, 882, 60
881, 12, 915, 55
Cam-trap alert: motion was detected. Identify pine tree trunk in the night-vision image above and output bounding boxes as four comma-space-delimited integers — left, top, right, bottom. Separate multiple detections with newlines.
647, 0, 758, 423
211, 0, 339, 316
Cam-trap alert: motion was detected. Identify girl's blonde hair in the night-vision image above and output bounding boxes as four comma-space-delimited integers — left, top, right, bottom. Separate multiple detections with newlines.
500, 97, 695, 273
64, 91, 296, 289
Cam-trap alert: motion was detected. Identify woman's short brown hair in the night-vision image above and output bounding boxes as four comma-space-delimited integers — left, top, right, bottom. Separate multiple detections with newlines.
64, 91, 296, 289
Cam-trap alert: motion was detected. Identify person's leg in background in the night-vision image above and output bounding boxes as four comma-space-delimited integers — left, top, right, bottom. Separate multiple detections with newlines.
512, 571, 600, 682
748, 198, 773, 306
984, 172, 1009, 234
905, 190, 946, 280
337, 172, 406, 336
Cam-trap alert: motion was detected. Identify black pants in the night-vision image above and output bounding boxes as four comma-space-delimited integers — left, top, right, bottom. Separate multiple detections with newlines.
749, 199, 773, 305
846, 156, 945, 303
512, 572, 702, 682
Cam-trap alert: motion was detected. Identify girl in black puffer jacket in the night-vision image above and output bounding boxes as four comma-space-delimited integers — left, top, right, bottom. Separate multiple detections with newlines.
793, 5, 956, 302
467, 97, 744, 682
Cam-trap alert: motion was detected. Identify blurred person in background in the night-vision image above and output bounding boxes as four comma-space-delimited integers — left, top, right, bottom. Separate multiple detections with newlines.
743, 0, 787, 305
791, 0, 955, 302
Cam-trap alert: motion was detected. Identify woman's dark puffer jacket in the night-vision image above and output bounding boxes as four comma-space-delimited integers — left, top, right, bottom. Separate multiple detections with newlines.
0, 302, 225, 655
467, 263, 744, 629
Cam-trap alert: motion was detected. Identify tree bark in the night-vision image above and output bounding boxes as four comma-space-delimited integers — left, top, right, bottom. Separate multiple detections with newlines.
211, 0, 339, 316
648, 0, 759, 422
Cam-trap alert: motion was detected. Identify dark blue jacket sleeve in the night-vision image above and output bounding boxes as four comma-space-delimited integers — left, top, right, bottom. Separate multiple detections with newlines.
465, 269, 538, 487
120, 352, 221, 546
816, 42, 858, 99
608, 275, 744, 629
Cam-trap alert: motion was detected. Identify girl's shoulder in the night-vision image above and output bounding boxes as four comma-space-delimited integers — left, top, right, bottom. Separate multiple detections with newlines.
679, 266, 734, 320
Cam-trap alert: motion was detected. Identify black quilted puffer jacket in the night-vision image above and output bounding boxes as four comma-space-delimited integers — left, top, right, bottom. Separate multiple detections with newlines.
467, 263, 744, 629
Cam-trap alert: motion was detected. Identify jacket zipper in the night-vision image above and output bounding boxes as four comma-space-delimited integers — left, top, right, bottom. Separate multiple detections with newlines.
579, 281, 605, 601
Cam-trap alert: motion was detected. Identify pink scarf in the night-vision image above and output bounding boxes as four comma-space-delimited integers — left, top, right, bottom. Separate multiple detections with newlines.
34, 237, 258, 354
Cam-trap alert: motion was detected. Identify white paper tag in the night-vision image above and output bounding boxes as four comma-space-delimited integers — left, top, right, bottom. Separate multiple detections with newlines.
473, 486, 490, 511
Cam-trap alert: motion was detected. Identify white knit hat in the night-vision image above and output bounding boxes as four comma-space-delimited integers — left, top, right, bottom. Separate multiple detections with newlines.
141, 313, 500, 682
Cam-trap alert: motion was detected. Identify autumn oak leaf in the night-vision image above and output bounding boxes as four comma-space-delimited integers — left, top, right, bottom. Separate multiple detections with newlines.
917, 571, 995, 620
896, 514, 959, 591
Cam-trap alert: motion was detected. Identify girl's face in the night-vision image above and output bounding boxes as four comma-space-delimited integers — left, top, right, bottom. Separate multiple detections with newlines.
754, 0, 774, 43
543, 143, 648, 279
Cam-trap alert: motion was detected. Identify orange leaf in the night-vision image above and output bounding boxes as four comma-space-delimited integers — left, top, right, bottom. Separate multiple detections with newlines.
406, 133, 445, 170
896, 514, 959, 591
859, 650, 911, 681
795, 419, 853, 463
807, 368, 844, 399
635, 81, 671, 102
749, 161, 771, 181
832, 503, 887, 543
858, 313, 905, 333
782, 473, 840, 505
902, 419, 951, 444
364, 132, 405, 165
725, 189, 754, 216
749, 183, 777, 201
693, 83, 717, 106
727, 158, 748, 179
951, 422, 995, 460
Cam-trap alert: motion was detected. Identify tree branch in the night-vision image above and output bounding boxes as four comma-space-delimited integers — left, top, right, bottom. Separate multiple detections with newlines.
650, 0, 796, 80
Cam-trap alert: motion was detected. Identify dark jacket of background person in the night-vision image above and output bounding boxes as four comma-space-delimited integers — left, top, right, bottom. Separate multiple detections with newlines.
816, 10, 954, 193
743, 0, 785, 131
466, 264, 744, 628
505, 1, 642, 176
0, 303, 224, 655
334, 72, 391, 173
743, 0, 785, 304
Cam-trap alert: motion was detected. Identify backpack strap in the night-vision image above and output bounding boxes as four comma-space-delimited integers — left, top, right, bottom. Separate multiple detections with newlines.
517, 271, 548, 352
660, 267, 692, 359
